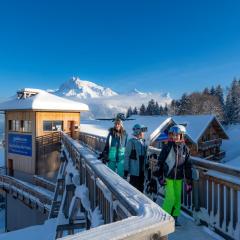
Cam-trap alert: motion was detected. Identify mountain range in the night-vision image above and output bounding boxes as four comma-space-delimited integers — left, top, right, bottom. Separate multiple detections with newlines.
50, 77, 172, 119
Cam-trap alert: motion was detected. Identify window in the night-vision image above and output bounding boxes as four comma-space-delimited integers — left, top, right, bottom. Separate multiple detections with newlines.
43, 121, 63, 132
8, 120, 12, 131
23, 121, 32, 132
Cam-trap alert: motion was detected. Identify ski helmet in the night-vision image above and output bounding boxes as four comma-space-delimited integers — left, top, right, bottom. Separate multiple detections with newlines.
132, 124, 147, 136
168, 125, 186, 135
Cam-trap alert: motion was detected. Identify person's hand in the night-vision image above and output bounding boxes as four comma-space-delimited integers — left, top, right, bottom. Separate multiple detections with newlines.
185, 181, 192, 194
158, 178, 166, 187
123, 171, 129, 180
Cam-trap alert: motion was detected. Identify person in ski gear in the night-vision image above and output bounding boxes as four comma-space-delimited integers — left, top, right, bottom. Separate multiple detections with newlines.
99, 117, 128, 177
155, 124, 192, 226
124, 124, 148, 192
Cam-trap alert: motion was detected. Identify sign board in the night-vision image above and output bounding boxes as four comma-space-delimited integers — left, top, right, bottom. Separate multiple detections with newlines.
8, 133, 32, 157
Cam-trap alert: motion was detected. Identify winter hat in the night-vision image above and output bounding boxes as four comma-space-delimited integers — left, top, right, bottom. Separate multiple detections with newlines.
132, 123, 147, 136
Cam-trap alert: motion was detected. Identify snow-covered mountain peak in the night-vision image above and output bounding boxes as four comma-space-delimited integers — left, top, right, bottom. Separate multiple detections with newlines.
55, 77, 118, 99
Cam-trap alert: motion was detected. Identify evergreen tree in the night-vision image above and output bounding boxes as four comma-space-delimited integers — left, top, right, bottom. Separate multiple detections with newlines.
159, 105, 164, 115
139, 104, 146, 115
210, 86, 216, 96
133, 107, 138, 115
203, 87, 210, 95
163, 104, 169, 115
146, 99, 155, 115
126, 107, 133, 118
154, 101, 160, 115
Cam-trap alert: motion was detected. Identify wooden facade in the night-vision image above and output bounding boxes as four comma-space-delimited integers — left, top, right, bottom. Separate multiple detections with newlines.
5, 110, 81, 178
151, 117, 228, 161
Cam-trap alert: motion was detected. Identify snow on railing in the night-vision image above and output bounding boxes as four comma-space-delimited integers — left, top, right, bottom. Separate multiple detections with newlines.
0, 170, 52, 213
79, 131, 240, 240
57, 132, 174, 240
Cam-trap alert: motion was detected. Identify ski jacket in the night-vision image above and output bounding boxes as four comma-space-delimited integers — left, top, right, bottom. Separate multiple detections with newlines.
157, 141, 192, 181
124, 137, 148, 176
102, 128, 128, 163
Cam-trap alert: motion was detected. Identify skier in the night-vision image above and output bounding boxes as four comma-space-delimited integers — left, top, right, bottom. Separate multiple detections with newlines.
99, 117, 128, 177
155, 124, 192, 226
124, 124, 148, 192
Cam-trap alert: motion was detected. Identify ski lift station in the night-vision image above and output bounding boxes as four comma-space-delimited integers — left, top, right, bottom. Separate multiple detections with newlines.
0, 88, 239, 240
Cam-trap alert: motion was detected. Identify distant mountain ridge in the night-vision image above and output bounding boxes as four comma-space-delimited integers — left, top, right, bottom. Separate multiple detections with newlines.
54, 77, 118, 99
51, 77, 172, 119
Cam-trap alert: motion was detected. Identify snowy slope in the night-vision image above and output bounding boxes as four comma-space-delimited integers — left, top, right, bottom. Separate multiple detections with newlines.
54, 77, 118, 99
222, 124, 240, 167
0, 219, 57, 240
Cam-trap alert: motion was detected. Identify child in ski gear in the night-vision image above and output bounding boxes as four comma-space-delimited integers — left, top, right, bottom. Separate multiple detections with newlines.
124, 124, 148, 192
156, 124, 192, 226
99, 117, 127, 177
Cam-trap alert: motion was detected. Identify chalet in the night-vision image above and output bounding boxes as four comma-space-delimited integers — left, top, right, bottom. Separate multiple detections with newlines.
81, 114, 229, 161
0, 88, 89, 179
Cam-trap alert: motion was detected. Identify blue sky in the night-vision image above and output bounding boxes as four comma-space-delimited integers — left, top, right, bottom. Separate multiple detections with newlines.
0, 0, 240, 99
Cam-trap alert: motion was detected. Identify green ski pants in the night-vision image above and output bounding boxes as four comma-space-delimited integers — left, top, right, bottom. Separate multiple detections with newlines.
162, 178, 183, 217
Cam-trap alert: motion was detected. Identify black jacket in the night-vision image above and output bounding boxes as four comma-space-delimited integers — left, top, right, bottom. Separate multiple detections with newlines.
157, 141, 192, 181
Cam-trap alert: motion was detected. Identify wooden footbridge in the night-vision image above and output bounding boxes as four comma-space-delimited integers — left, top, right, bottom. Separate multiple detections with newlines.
0, 131, 239, 240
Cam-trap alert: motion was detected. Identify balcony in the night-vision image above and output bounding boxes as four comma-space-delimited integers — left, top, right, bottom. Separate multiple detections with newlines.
198, 138, 222, 150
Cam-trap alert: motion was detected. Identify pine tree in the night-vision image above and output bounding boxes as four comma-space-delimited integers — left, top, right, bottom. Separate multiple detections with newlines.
215, 85, 224, 107
139, 104, 146, 115
153, 101, 160, 115
203, 87, 210, 95
126, 107, 133, 118
210, 86, 216, 96
146, 99, 155, 115
159, 105, 164, 115
133, 107, 138, 115
163, 104, 169, 115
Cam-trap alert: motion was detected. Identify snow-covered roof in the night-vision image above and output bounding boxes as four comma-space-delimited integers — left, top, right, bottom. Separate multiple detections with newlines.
81, 116, 173, 143
171, 115, 227, 143
81, 114, 228, 144
0, 88, 89, 112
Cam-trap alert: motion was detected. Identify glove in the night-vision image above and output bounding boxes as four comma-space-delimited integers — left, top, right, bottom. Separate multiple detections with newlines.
123, 171, 129, 180
98, 152, 109, 164
185, 182, 192, 194
158, 178, 166, 187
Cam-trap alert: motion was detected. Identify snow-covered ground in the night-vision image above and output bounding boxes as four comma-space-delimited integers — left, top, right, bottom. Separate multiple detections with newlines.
222, 124, 240, 167
0, 218, 57, 240
0, 147, 4, 168
0, 210, 5, 233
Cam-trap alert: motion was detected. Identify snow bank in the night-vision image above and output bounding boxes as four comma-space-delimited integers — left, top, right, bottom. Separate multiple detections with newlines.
0, 218, 57, 240
0, 147, 4, 167
222, 124, 240, 167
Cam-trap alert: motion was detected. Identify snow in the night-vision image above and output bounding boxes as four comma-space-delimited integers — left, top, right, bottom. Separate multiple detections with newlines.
55, 77, 118, 99
0, 88, 89, 111
0, 210, 5, 233
0, 147, 4, 167
91, 207, 104, 228
80, 115, 227, 145
0, 218, 57, 240
222, 124, 240, 167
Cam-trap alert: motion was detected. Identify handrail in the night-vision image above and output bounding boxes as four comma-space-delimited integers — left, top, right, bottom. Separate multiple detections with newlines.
78, 131, 240, 240
59, 132, 174, 240
0, 169, 53, 206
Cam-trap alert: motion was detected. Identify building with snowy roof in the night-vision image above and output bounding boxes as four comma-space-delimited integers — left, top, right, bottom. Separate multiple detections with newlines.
0, 88, 89, 177
81, 114, 228, 161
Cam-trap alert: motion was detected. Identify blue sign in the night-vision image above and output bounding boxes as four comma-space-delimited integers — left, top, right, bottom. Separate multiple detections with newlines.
8, 133, 32, 157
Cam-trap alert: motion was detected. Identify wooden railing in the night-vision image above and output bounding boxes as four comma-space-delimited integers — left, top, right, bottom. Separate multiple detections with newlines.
0, 167, 53, 213
79, 132, 240, 240
57, 132, 174, 240
198, 138, 222, 150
